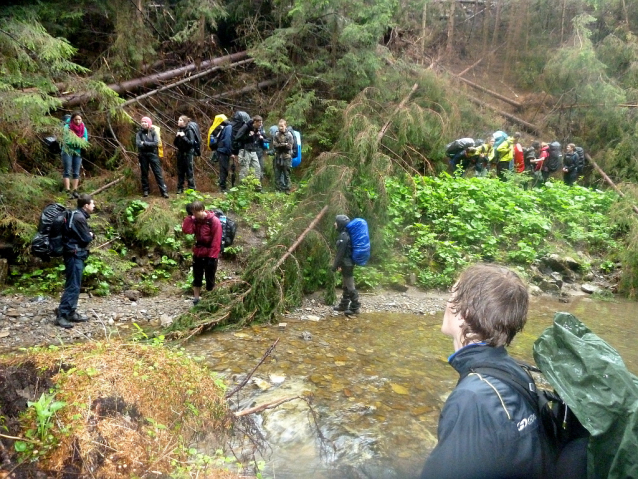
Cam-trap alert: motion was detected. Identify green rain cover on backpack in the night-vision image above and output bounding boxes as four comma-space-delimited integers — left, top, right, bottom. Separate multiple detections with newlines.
533, 312, 638, 479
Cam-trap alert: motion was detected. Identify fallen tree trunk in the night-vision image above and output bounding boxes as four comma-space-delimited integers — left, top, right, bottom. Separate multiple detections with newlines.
377, 83, 419, 144
466, 96, 541, 135
457, 76, 523, 109
62, 51, 248, 107
274, 205, 329, 269
89, 176, 124, 196
206, 78, 282, 102
588, 154, 638, 216
120, 59, 254, 108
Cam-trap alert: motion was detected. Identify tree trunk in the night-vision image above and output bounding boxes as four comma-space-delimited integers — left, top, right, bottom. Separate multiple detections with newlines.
446, 0, 456, 55
560, 0, 568, 43
421, 0, 427, 63
466, 96, 541, 135
456, 76, 523, 109
490, 0, 503, 52
62, 51, 249, 107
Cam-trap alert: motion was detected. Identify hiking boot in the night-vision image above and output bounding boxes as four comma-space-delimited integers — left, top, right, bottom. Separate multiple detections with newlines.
177, 189, 184, 194
55, 315, 74, 329
66, 190, 73, 199
70, 311, 88, 322
143, 191, 149, 198
344, 307, 360, 316
333, 298, 351, 312
72, 190, 80, 199
193, 298, 200, 306
162, 192, 169, 199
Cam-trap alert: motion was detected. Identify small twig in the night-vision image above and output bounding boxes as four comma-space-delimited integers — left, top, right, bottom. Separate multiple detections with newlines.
234, 396, 300, 417
225, 338, 280, 399
89, 176, 124, 196
0, 432, 39, 444
94, 236, 121, 250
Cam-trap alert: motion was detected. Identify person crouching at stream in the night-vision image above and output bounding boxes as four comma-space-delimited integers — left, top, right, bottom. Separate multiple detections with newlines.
331, 215, 360, 316
56, 194, 95, 329
136, 116, 169, 198
182, 201, 222, 306
420, 264, 552, 479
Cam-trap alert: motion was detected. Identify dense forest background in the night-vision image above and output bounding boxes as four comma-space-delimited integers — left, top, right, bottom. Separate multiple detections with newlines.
3, 0, 638, 305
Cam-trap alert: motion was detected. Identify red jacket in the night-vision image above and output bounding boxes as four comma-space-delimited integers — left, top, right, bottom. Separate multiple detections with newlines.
536, 145, 549, 172
514, 143, 525, 173
182, 212, 222, 258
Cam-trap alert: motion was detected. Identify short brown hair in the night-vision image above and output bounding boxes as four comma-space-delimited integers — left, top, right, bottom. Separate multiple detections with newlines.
77, 193, 92, 209
190, 201, 205, 213
252, 115, 263, 122
450, 264, 528, 347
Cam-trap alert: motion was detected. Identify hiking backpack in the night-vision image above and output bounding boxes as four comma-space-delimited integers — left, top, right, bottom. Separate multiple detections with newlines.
213, 210, 237, 252
546, 141, 562, 172
186, 121, 202, 157
207, 114, 228, 151
151, 125, 164, 158
574, 146, 586, 174
445, 138, 475, 157
231, 111, 251, 152
289, 128, 302, 167
345, 218, 371, 266
31, 204, 75, 259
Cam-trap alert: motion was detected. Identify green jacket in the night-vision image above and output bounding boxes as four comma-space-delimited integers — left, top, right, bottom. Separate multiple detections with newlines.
496, 137, 514, 163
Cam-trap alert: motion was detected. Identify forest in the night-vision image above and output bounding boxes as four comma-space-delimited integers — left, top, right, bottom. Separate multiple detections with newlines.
1, 0, 638, 476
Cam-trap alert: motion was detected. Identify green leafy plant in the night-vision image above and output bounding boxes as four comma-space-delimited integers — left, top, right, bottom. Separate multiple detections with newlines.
15, 392, 66, 458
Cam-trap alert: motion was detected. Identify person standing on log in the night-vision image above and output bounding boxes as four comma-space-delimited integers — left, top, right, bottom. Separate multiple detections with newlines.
272, 119, 294, 193
61, 112, 89, 199
182, 201, 222, 306
136, 116, 169, 198
331, 215, 360, 316
56, 194, 95, 329
174, 115, 197, 193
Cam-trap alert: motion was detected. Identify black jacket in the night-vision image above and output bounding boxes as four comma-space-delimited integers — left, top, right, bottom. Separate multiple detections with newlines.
332, 215, 353, 271
421, 345, 548, 479
136, 128, 159, 155
563, 152, 578, 175
234, 120, 264, 152
174, 126, 196, 153
64, 209, 93, 258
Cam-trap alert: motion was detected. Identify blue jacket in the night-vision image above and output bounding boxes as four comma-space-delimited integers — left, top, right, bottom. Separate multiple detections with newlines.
421, 344, 549, 479
216, 124, 233, 156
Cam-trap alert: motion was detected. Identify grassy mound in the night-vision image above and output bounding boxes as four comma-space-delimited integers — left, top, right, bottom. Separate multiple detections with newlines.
0, 341, 240, 478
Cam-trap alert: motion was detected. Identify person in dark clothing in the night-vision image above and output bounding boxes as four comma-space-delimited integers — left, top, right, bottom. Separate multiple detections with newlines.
216, 118, 234, 192
235, 115, 263, 190
182, 201, 222, 305
331, 215, 360, 316
421, 264, 551, 479
174, 115, 196, 193
136, 116, 169, 198
56, 194, 95, 329
272, 119, 294, 192
563, 143, 579, 187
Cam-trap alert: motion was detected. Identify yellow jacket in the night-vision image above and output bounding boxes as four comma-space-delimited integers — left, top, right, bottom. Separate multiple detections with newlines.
496, 137, 514, 163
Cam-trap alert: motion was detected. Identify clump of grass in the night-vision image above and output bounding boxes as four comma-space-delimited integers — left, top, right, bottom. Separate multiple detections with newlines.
5, 341, 235, 478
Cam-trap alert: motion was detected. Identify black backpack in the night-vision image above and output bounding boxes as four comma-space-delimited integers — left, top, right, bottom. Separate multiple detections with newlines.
574, 146, 586, 174
230, 111, 251, 153
212, 210, 237, 252
462, 363, 589, 476
187, 121, 202, 157
445, 138, 475, 157
31, 204, 75, 259
546, 141, 562, 172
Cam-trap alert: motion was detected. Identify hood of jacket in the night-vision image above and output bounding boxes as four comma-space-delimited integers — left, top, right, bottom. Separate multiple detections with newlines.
335, 215, 350, 232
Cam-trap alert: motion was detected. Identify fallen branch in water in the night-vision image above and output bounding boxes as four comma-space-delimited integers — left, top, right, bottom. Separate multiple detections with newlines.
225, 338, 280, 399
234, 396, 300, 417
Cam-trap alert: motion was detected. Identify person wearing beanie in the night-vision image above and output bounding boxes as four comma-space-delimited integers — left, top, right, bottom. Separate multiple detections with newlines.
136, 116, 169, 198
331, 214, 360, 315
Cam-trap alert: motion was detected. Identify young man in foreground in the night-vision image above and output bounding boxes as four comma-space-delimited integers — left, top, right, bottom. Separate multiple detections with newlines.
421, 263, 550, 479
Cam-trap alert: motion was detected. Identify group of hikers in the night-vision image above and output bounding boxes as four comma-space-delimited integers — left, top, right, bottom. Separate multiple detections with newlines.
446, 131, 587, 186
57, 111, 298, 199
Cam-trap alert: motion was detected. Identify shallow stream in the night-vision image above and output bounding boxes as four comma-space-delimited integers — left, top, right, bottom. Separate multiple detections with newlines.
186, 295, 638, 478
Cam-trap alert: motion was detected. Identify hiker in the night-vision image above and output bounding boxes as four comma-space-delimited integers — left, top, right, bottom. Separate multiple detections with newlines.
470, 137, 494, 177
182, 201, 222, 306
174, 115, 197, 193
495, 132, 520, 181
136, 116, 169, 198
234, 114, 263, 189
420, 263, 551, 479
216, 114, 235, 193
514, 133, 525, 174
56, 194, 95, 329
272, 119, 294, 193
61, 112, 89, 199
563, 143, 579, 186
255, 119, 267, 180
530, 141, 549, 186
331, 215, 360, 316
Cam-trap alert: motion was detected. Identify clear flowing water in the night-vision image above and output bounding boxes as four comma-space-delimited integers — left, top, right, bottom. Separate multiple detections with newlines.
185, 295, 638, 478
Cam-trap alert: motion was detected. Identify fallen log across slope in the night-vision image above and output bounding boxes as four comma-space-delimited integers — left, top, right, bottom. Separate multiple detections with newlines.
62, 51, 248, 107
466, 95, 541, 135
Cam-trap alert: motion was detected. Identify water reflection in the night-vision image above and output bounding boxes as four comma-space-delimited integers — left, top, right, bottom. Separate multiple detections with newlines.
186, 295, 638, 478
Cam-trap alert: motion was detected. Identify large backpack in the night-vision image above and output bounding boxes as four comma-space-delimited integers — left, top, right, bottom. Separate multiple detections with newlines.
31, 204, 75, 259
207, 114, 228, 151
546, 141, 562, 172
212, 210, 237, 252
186, 121, 202, 157
151, 125, 164, 158
231, 111, 251, 152
445, 138, 474, 157
345, 218, 370, 266
492, 131, 508, 148
289, 128, 302, 167
523, 147, 537, 171
574, 146, 586, 174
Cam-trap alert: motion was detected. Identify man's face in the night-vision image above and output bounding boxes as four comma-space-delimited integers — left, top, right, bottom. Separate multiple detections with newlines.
566, 145, 574, 153
278, 123, 286, 133
254, 119, 262, 129
85, 200, 95, 213
141, 120, 150, 129
441, 286, 462, 338
488, 138, 495, 147
194, 210, 207, 220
